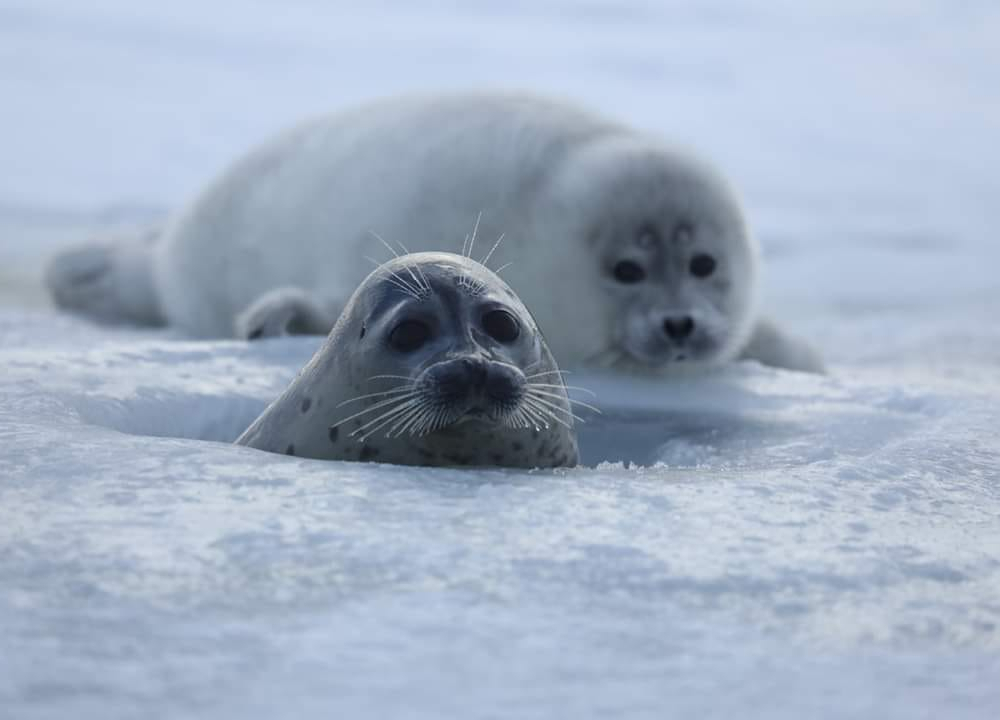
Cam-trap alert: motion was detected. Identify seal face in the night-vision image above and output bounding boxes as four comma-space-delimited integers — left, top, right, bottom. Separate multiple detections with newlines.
550, 137, 758, 372
235, 252, 580, 468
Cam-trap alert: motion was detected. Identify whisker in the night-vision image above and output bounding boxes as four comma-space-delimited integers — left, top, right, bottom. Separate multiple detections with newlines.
522, 397, 574, 430
337, 385, 415, 407
519, 401, 551, 430
467, 212, 482, 259
527, 387, 601, 413
333, 391, 420, 428
368, 374, 415, 382
381, 272, 422, 299
397, 400, 439, 438
493, 261, 513, 275
368, 230, 400, 259
353, 398, 422, 440
528, 382, 597, 397
387, 401, 428, 438
525, 369, 572, 379
480, 232, 505, 269
524, 394, 585, 424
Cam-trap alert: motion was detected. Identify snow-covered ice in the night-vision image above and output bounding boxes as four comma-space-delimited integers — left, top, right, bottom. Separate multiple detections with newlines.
1, 1, 999, 718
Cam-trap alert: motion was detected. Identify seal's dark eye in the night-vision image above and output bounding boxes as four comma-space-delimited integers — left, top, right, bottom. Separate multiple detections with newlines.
612, 260, 645, 284
389, 319, 430, 352
482, 309, 520, 343
689, 253, 716, 278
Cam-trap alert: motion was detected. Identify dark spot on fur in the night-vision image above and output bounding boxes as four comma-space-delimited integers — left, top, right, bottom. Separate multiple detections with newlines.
248, 328, 263, 340
444, 454, 474, 466
328, 426, 339, 443
512, 441, 524, 451
490, 453, 505, 465
285, 444, 295, 456
360, 445, 379, 461
417, 448, 435, 459
301, 397, 312, 413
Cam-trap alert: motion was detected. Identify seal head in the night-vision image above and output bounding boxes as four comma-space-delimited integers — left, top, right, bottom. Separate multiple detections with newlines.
236, 252, 580, 468
540, 135, 759, 372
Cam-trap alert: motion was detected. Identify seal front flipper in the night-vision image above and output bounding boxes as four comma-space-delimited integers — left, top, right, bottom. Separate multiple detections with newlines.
739, 317, 824, 373
45, 227, 165, 327
235, 287, 337, 340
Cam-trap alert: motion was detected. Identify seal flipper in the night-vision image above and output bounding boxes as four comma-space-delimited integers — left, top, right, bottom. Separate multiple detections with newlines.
235, 287, 336, 340
45, 228, 165, 327
739, 317, 824, 373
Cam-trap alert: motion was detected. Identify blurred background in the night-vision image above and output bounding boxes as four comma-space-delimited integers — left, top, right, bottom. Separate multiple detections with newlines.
3, 5, 1000, 715
1, 0, 998, 363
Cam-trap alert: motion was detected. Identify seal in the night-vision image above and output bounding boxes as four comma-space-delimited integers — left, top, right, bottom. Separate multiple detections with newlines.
45, 91, 822, 373
235, 251, 582, 468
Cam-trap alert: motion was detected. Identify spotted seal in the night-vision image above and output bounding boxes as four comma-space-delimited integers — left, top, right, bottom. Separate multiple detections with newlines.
235, 251, 582, 468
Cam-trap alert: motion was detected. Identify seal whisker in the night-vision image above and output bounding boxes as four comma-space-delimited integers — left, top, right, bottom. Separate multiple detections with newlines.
332, 391, 420, 428
406, 404, 434, 436
466, 212, 482, 259
508, 407, 533, 430
525, 369, 572, 379
369, 231, 429, 297
368, 230, 400, 259
353, 398, 423, 440
428, 405, 452, 435
386, 401, 427, 438
381, 272, 423, 299
337, 385, 415, 407
393, 399, 438, 438
519, 400, 551, 430
525, 397, 583, 430
528, 382, 597, 397
526, 387, 601, 413
493, 261, 513, 275
368, 374, 415, 382
480, 232, 505, 270
366, 256, 423, 298
523, 395, 581, 427
522, 397, 570, 430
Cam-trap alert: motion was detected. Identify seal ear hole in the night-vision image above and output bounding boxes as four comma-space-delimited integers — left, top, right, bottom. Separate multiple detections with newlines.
482, 309, 520, 343
389, 319, 431, 352
612, 260, 645, 284
359, 323, 366, 339
689, 253, 716, 278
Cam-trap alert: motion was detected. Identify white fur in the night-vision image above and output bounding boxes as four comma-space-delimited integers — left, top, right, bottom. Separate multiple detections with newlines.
49, 91, 821, 373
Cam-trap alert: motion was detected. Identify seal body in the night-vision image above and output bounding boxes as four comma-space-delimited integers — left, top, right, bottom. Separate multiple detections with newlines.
236, 252, 580, 468
46, 91, 822, 373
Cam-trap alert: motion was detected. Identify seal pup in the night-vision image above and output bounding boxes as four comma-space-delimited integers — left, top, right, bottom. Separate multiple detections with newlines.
46, 91, 822, 373
235, 251, 583, 468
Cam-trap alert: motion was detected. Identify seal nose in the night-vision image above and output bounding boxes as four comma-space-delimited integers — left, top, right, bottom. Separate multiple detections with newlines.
662, 315, 695, 341
434, 356, 487, 399
484, 363, 525, 404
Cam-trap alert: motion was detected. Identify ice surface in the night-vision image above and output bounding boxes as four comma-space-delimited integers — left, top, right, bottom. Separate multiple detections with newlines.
2, 1, 1000, 718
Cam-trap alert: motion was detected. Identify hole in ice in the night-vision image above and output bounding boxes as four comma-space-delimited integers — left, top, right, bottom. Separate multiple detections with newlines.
62, 342, 930, 470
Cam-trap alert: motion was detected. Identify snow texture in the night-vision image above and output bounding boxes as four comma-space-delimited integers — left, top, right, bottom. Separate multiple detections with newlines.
2, 1, 999, 718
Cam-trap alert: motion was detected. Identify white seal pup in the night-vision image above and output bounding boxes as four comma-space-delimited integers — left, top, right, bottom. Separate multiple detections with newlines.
236, 251, 582, 468
46, 91, 822, 373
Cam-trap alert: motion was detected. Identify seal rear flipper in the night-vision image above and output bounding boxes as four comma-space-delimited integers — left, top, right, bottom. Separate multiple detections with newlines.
45, 227, 165, 327
739, 317, 825, 373
235, 287, 337, 340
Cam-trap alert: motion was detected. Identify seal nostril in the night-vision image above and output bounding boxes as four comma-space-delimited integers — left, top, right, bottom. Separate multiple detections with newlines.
462, 357, 488, 388
663, 316, 695, 340
485, 367, 524, 403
